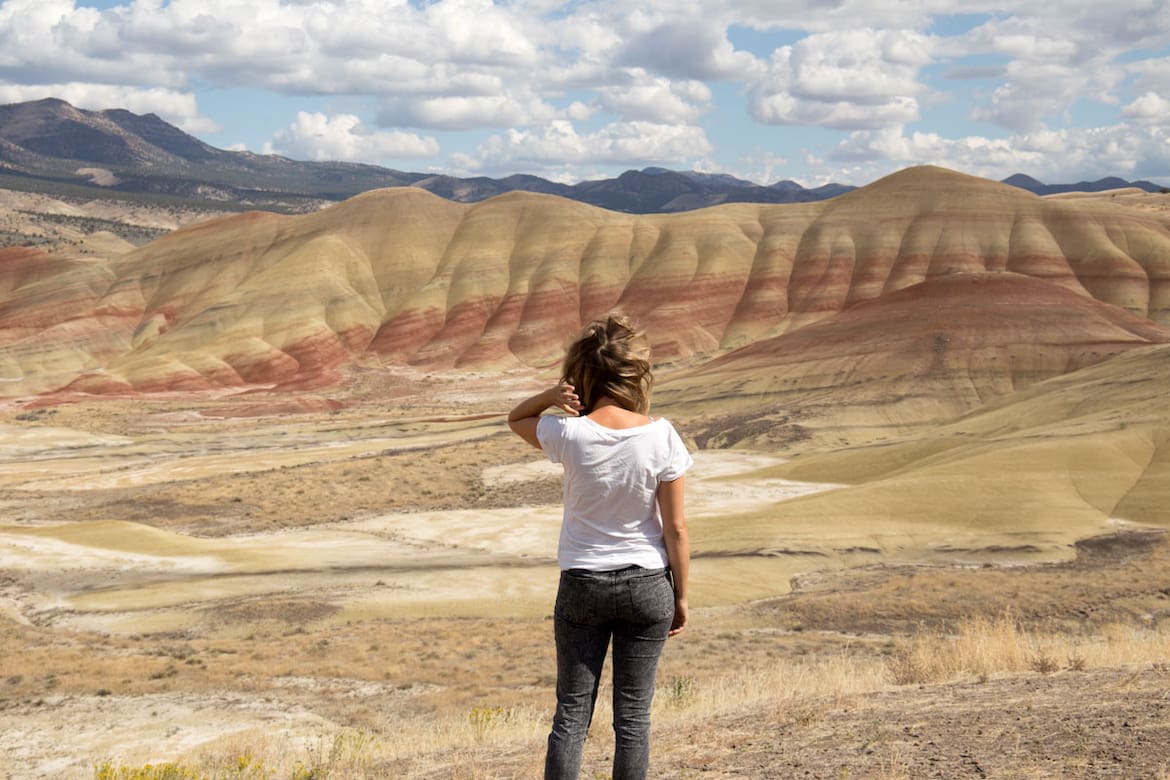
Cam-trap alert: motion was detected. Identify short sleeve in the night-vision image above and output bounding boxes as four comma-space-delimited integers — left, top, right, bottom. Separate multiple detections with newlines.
658, 420, 693, 482
536, 414, 567, 465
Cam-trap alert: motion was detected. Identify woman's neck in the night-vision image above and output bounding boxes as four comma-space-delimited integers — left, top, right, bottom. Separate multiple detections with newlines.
587, 396, 652, 429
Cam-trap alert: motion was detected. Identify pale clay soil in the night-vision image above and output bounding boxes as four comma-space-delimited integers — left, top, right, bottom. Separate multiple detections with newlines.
0, 394, 1168, 778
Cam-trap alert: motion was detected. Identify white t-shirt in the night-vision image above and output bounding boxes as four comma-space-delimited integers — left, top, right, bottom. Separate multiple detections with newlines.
537, 414, 693, 571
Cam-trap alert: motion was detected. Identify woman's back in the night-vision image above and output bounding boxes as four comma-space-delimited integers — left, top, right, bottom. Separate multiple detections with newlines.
537, 413, 691, 571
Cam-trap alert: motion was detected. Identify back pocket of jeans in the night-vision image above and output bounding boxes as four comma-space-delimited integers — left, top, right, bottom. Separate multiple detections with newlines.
555, 571, 605, 624
625, 571, 673, 624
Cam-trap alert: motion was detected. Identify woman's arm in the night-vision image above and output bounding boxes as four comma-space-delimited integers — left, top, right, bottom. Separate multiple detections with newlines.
507, 382, 581, 449
657, 476, 689, 637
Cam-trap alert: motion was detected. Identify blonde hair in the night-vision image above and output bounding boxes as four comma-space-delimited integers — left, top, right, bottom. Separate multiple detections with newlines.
561, 314, 653, 415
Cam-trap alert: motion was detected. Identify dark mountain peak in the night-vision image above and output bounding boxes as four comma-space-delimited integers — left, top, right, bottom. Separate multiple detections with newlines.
0, 97, 87, 139
104, 107, 158, 121
679, 170, 759, 188
0, 99, 205, 168
3, 97, 77, 118
1085, 176, 1129, 189
100, 107, 220, 163
808, 183, 855, 199
498, 173, 572, 196
603, 168, 698, 194
769, 179, 806, 194
618, 168, 685, 182
411, 173, 509, 202
1002, 173, 1044, 188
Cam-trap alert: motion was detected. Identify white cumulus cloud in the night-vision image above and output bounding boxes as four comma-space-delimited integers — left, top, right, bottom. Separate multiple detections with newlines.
614, 19, 763, 81
749, 28, 933, 130
0, 0, 1167, 183
476, 119, 713, 170
1122, 91, 1170, 124
969, 60, 1125, 133
950, 7, 1157, 133
377, 91, 558, 131
265, 112, 439, 162
596, 74, 712, 124
828, 123, 1170, 184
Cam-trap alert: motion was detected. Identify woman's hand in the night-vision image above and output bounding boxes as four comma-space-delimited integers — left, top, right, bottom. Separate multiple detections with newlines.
549, 382, 582, 416
507, 382, 582, 448
669, 596, 688, 637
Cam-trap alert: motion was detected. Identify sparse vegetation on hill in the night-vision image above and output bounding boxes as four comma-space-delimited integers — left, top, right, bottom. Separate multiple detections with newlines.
14, 209, 168, 244
0, 185, 233, 255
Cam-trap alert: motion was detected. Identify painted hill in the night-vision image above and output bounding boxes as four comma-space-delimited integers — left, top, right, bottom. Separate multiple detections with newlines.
1, 167, 1168, 421
713, 340, 1170, 555
662, 271, 1168, 449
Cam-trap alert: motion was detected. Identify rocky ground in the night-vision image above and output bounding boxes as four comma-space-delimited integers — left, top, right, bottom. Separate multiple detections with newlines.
651, 666, 1170, 779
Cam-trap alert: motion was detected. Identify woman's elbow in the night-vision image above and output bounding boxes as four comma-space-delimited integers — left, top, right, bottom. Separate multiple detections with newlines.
508, 418, 542, 449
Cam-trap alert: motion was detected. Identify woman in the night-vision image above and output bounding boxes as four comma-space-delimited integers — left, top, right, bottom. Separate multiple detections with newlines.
507, 314, 692, 780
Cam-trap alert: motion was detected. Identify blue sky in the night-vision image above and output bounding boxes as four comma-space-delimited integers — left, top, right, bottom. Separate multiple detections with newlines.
1, 0, 1168, 186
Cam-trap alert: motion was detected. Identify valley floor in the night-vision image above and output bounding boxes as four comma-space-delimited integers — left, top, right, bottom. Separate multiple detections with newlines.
2, 528, 1168, 778
0, 391, 1168, 778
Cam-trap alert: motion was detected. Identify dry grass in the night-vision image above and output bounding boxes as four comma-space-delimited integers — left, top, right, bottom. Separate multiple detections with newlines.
6, 526, 1170, 777
81, 611, 1170, 778
887, 610, 1170, 685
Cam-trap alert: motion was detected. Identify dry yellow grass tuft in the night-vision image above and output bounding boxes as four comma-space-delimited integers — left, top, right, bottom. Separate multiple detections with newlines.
887, 610, 1170, 685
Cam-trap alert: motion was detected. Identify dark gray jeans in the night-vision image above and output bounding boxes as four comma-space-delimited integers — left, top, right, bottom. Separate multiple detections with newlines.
544, 565, 675, 780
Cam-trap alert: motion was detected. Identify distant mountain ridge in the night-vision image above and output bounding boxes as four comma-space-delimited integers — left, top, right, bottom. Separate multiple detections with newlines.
1001, 172, 1168, 195
0, 98, 855, 213
0, 98, 421, 211
0, 98, 1166, 214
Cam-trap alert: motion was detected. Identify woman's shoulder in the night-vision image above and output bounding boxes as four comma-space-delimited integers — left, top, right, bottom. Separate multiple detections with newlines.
539, 413, 580, 431
651, 417, 690, 455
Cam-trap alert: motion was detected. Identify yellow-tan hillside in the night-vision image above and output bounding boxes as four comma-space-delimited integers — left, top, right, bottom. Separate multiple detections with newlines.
660, 270, 1168, 449
688, 340, 1170, 563
0, 166, 1167, 404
